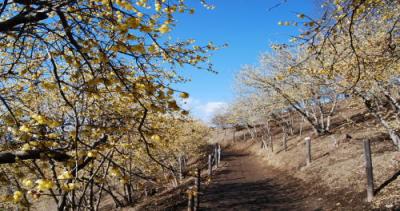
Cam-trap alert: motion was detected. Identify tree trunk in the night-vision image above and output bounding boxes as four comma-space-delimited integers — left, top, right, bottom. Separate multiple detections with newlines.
267, 83, 329, 135
363, 97, 400, 149
326, 115, 332, 132
325, 94, 338, 132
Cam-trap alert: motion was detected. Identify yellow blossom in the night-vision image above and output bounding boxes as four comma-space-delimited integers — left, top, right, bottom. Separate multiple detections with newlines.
87, 150, 97, 158
22, 179, 33, 188
21, 143, 31, 151
159, 24, 170, 34
13, 191, 23, 203
151, 135, 161, 141
110, 167, 121, 177
179, 92, 189, 99
35, 179, 54, 191
58, 171, 73, 180
19, 125, 32, 133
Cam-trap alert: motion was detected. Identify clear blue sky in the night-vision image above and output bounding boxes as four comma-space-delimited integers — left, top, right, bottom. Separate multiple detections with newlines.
170, 0, 320, 122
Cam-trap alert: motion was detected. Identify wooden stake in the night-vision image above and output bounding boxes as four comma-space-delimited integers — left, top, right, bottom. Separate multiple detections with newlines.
182, 155, 187, 168
305, 137, 311, 166
214, 146, 218, 168
179, 155, 184, 181
397, 138, 400, 151
283, 131, 288, 152
187, 188, 194, 211
217, 144, 221, 164
270, 136, 273, 152
195, 168, 200, 193
208, 154, 212, 176
299, 116, 305, 136
194, 168, 200, 210
363, 139, 374, 202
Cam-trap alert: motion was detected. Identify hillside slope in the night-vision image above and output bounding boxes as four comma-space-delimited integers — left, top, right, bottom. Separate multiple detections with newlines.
212, 103, 400, 210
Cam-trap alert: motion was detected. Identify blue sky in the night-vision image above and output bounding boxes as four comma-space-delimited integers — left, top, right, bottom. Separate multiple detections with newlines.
170, 0, 320, 122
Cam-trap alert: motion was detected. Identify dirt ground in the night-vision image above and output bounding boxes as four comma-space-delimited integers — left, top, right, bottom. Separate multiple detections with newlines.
199, 149, 323, 211
206, 101, 400, 211
129, 101, 400, 211
128, 142, 390, 211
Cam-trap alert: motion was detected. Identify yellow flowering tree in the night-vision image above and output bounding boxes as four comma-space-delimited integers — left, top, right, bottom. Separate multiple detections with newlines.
0, 0, 215, 210
293, 0, 400, 146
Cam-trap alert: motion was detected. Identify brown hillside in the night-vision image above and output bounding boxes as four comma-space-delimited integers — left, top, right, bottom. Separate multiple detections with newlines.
212, 101, 400, 210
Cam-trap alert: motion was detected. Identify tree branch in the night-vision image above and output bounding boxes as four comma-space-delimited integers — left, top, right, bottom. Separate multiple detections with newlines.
0, 8, 49, 33
0, 149, 70, 164
0, 135, 107, 165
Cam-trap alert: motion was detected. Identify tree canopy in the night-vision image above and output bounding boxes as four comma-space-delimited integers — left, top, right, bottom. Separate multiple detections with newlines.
0, 0, 215, 210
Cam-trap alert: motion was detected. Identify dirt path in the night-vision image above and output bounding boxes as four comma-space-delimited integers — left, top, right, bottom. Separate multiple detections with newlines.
199, 150, 322, 211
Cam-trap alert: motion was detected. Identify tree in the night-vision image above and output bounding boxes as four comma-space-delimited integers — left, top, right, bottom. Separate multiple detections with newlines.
0, 0, 215, 210
235, 47, 340, 135
294, 0, 400, 147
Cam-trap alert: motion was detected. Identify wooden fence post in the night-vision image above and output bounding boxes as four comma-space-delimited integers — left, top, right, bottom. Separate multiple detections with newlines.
283, 131, 288, 152
305, 137, 311, 166
208, 154, 212, 176
363, 139, 374, 202
397, 139, 400, 151
179, 155, 184, 181
214, 146, 219, 168
187, 188, 194, 211
182, 155, 187, 168
217, 144, 221, 164
299, 116, 305, 136
194, 168, 200, 211
195, 168, 200, 193
144, 186, 148, 197
261, 135, 265, 149
270, 136, 274, 152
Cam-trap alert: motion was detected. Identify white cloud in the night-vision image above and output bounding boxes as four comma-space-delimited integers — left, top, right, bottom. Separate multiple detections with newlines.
179, 98, 227, 124
199, 102, 228, 116
179, 97, 199, 109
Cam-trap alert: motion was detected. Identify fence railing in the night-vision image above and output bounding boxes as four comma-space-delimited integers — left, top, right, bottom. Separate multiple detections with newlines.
187, 143, 222, 211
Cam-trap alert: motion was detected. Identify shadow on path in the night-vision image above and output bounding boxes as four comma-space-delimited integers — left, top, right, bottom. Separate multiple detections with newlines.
200, 180, 308, 211
197, 151, 318, 211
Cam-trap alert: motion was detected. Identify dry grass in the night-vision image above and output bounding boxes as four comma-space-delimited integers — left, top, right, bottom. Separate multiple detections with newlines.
125, 144, 213, 211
